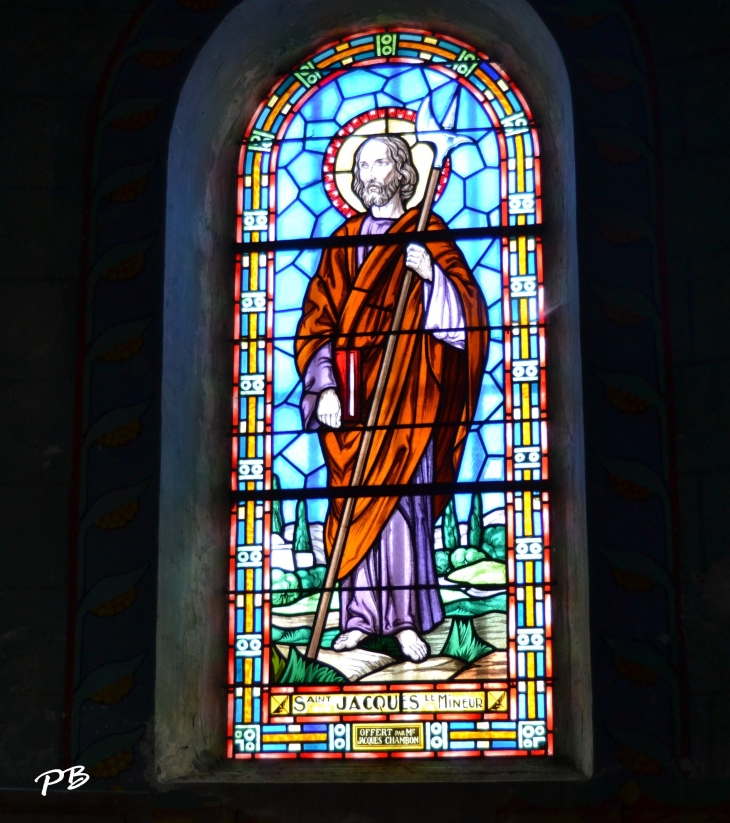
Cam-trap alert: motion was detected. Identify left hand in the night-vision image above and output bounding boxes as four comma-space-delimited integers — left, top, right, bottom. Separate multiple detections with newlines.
406, 243, 433, 282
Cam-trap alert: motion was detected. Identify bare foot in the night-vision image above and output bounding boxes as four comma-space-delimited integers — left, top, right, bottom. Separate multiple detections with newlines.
396, 629, 429, 662
333, 630, 368, 651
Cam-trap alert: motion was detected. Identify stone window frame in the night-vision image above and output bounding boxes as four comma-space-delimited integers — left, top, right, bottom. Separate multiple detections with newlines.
156, 0, 591, 783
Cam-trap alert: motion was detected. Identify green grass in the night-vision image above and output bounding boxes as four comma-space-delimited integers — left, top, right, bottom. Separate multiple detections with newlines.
439, 617, 494, 663
439, 588, 468, 603
444, 593, 507, 617
278, 647, 346, 685
270, 626, 407, 660
271, 625, 339, 649
270, 644, 287, 684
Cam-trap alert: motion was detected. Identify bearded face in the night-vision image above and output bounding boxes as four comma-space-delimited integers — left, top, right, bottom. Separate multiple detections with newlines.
357, 167, 402, 207
352, 138, 412, 210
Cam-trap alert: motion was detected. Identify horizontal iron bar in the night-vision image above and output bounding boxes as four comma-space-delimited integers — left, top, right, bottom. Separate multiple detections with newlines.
252, 586, 511, 599
232, 479, 549, 502
235, 322, 541, 346
230, 580, 553, 595
259, 583, 510, 594
232, 416, 549, 437
238, 322, 523, 337
223, 685, 555, 695
241, 124, 530, 147
235, 224, 542, 254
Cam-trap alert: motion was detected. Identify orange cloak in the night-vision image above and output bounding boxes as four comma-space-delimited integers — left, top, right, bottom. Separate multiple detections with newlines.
295, 208, 489, 579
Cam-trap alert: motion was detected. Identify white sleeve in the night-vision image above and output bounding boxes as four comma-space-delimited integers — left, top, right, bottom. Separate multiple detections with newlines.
422, 264, 466, 349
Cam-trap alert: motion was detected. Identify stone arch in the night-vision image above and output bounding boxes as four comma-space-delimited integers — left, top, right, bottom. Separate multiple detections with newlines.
157, 0, 589, 781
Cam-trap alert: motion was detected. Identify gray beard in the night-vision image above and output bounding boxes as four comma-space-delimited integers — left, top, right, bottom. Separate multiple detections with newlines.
356, 174, 402, 208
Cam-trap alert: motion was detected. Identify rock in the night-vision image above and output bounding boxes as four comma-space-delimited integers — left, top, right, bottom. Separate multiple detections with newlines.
270, 547, 295, 572
466, 586, 506, 599
361, 656, 467, 683
475, 612, 508, 649
271, 611, 340, 631
439, 587, 467, 603
423, 614, 507, 656
272, 591, 340, 617
447, 560, 506, 586
295, 551, 314, 569
453, 650, 508, 680
483, 509, 506, 527
309, 523, 326, 565
284, 522, 326, 564
271, 533, 289, 549
298, 646, 395, 682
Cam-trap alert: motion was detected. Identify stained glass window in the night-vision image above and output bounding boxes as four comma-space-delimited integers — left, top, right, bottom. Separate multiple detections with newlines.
228, 28, 551, 762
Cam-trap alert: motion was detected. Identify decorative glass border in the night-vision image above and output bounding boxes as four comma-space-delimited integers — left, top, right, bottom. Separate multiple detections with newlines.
227, 27, 551, 760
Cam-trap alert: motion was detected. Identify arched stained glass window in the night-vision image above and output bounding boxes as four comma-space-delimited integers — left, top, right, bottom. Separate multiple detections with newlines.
228, 28, 551, 762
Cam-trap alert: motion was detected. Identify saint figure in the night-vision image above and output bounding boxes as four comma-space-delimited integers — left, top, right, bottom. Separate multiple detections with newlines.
295, 135, 488, 662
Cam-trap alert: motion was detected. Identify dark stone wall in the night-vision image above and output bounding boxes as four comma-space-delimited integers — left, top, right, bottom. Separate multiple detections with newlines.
1, 0, 729, 819
0, 0, 142, 784
652, 1, 730, 779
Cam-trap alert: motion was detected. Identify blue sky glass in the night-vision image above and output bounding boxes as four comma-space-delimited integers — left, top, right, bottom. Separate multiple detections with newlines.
273, 64, 507, 512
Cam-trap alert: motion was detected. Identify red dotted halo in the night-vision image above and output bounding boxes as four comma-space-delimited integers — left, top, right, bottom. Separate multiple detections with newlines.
322, 107, 451, 218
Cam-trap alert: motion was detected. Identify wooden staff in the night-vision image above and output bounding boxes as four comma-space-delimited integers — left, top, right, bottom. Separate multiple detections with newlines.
305, 165, 442, 660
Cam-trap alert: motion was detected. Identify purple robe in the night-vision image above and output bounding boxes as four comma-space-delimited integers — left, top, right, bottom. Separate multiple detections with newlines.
301, 215, 466, 636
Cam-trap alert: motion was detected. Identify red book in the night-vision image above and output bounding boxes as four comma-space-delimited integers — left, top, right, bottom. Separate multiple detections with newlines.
334, 349, 361, 421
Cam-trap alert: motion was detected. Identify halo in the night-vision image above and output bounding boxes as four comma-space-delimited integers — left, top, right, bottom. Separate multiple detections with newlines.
323, 107, 451, 217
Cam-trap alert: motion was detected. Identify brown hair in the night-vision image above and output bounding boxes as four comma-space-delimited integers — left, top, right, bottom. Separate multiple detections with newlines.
352, 135, 419, 202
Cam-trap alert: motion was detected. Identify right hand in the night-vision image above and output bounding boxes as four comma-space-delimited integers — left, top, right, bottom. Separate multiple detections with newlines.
317, 388, 342, 429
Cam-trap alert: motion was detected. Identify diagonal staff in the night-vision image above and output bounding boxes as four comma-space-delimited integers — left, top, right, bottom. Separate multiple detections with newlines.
305, 89, 475, 660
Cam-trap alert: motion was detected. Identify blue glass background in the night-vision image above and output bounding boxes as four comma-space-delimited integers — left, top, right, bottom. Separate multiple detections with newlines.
272, 65, 511, 519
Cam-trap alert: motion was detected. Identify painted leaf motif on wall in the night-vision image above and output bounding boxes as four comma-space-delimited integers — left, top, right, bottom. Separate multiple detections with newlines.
101, 98, 164, 132
93, 160, 156, 205
581, 57, 644, 91
73, 652, 146, 711
178, 0, 221, 10
607, 725, 680, 775
599, 544, 673, 594
591, 207, 655, 245
83, 401, 151, 453
588, 126, 653, 165
594, 284, 658, 327
605, 637, 681, 754
124, 36, 193, 69
598, 455, 668, 506
75, 726, 146, 770
92, 588, 137, 617
551, 0, 618, 29
78, 563, 148, 617
90, 238, 154, 285
86, 317, 153, 366
595, 370, 665, 417
80, 480, 149, 534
